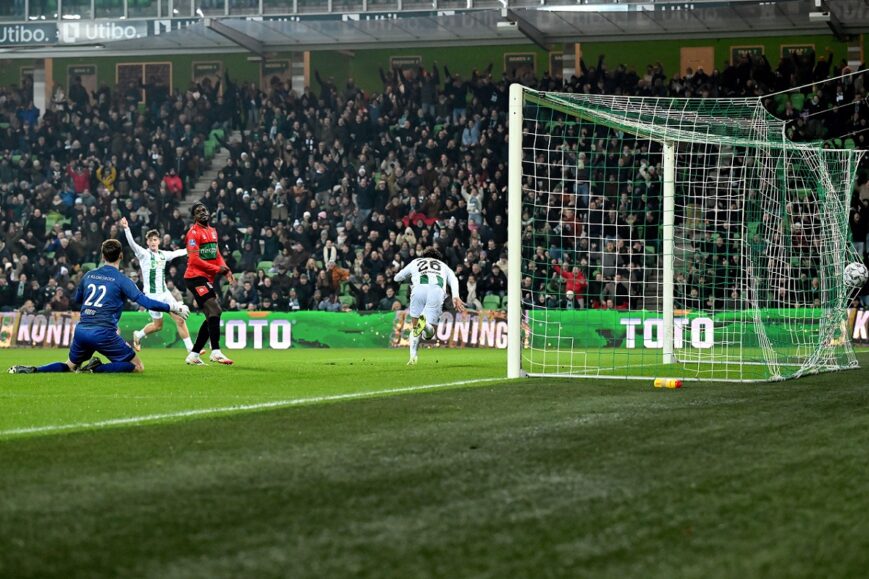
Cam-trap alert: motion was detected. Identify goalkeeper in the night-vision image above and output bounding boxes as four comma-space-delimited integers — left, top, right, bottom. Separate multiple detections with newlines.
394, 247, 465, 365
8, 239, 190, 374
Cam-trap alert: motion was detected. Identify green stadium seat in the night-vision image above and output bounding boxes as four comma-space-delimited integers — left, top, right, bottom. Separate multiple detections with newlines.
844, 138, 857, 149
339, 295, 356, 307
790, 93, 805, 112
482, 295, 503, 310
232, 250, 242, 263
209, 128, 225, 142
774, 93, 789, 114
257, 261, 274, 272
45, 211, 64, 229
204, 139, 216, 160
81, 262, 97, 273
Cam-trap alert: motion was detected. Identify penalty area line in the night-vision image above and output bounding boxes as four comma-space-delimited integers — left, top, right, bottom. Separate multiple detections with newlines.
0, 377, 506, 438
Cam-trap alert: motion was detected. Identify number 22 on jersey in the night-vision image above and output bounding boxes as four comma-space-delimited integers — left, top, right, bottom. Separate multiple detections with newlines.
84, 283, 107, 308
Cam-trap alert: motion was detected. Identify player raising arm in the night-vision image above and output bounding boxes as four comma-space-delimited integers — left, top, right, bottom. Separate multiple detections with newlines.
8, 239, 189, 374
120, 217, 194, 355
184, 201, 235, 366
394, 246, 465, 366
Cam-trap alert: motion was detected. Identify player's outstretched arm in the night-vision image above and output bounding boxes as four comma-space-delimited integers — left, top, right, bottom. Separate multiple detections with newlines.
120, 217, 148, 258
394, 261, 414, 283
453, 297, 466, 313
119, 274, 176, 315
165, 248, 188, 261
446, 267, 465, 313
133, 291, 189, 320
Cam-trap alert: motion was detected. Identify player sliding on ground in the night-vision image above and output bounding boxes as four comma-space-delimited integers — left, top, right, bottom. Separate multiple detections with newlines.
394, 246, 465, 365
8, 239, 190, 374
184, 201, 234, 366
120, 217, 194, 355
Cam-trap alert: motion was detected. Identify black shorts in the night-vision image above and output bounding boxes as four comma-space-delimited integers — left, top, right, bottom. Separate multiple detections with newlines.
186, 276, 217, 308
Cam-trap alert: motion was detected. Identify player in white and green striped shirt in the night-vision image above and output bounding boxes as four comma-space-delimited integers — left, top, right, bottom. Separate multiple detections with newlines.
120, 217, 194, 354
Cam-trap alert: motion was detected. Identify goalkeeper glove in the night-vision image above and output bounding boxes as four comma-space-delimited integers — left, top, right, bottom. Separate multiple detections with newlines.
170, 303, 191, 320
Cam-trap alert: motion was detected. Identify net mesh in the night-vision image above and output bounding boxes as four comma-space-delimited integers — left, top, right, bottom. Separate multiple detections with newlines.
516, 88, 864, 381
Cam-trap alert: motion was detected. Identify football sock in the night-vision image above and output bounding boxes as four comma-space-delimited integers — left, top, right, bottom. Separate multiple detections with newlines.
37, 362, 70, 373
93, 362, 136, 373
134, 329, 146, 341
208, 316, 221, 351
409, 334, 419, 358
182, 337, 194, 351
192, 319, 210, 353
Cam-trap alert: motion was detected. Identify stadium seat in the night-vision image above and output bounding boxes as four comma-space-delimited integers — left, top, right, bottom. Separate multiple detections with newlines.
232, 250, 242, 263
844, 138, 856, 149
45, 211, 64, 230
482, 295, 503, 310
790, 93, 805, 112
339, 295, 356, 307
81, 262, 97, 273
204, 140, 215, 160
257, 261, 274, 273
774, 93, 789, 114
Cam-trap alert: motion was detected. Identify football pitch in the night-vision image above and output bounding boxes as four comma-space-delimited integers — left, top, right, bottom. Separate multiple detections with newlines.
2, 348, 869, 578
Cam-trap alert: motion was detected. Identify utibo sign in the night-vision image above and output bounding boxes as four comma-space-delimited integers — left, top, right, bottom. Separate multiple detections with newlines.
0, 23, 56, 46
619, 317, 715, 349
60, 21, 147, 43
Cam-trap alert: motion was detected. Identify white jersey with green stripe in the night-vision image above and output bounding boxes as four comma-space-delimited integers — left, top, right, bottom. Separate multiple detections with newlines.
394, 257, 460, 298
123, 227, 187, 295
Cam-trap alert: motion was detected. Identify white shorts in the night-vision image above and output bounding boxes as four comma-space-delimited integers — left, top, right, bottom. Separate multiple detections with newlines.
146, 291, 179, 320
409, 284, 445, 325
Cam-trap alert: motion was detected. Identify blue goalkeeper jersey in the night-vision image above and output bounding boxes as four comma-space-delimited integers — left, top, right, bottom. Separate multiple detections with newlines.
73, 265, 170, 330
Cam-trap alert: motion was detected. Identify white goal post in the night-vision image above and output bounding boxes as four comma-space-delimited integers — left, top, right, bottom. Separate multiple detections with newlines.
507, 83, 864, 382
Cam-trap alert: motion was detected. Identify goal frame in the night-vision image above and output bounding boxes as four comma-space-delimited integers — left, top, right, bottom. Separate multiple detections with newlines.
505, 83, 862, 381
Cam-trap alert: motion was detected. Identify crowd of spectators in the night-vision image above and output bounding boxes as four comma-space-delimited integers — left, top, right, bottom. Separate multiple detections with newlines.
0, 47, 867, 314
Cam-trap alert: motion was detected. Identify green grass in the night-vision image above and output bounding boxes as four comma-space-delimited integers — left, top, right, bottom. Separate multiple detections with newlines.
1, 348, 869, 578
0, 349, 503, 437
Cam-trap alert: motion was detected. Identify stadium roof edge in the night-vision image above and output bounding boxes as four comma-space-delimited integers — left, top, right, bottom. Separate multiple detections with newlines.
0, 2, 867, 59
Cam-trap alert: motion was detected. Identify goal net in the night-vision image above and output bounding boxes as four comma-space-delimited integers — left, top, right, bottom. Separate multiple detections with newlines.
506, 85, 864, 382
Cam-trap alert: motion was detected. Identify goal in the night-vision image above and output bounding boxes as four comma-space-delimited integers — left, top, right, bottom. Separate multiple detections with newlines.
506, 84, 864, 382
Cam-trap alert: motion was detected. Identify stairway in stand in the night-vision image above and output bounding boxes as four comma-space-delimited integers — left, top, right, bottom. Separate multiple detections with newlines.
177, 129, 240, 216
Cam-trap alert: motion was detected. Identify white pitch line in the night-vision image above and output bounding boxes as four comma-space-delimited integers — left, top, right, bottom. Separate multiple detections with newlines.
0, 377, 507, 438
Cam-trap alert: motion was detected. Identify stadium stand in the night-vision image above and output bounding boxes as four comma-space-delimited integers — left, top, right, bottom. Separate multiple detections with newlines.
1, 50, 867, 313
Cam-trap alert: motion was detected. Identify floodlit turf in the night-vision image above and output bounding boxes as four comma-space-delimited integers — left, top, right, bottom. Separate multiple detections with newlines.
0, 349, 505, 437
1, 348, 869, 578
